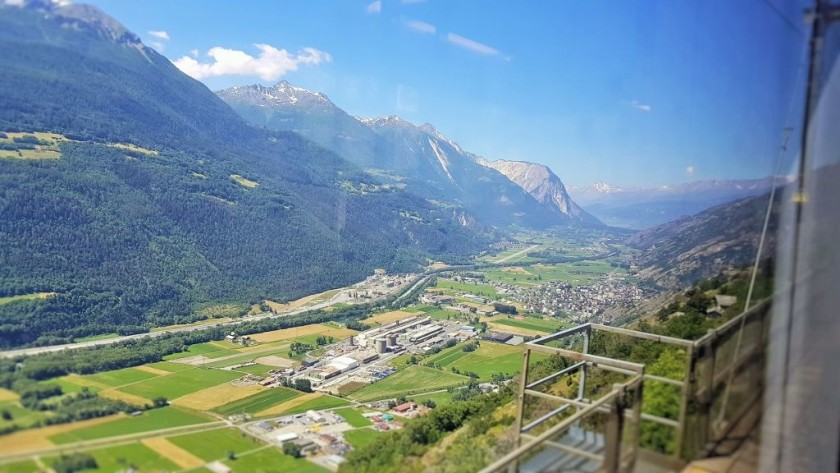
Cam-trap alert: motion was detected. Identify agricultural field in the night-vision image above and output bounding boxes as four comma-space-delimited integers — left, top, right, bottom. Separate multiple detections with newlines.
141, 436, 206, 469
433, 279, 499, 298
490, 316, 567, 334
448, 343, 531, 380
45, 443, 179, 473
365, 309, 416, 325
276, 394, 351, 415
49, 407, 210, 444
424, 344, 469, 367
213, 388, 301, 416
349, 366, 469, 402
484, 260, 621, 287
170, 383, 266, 411
164, 341, 238, 360
343, 428, 385, 449
223, 446, 327, 473
337, 381, 367, 396
168, 428, 263, 462
409, 390, 455, 407
334, 408, 371, 428
247, 324, 356, 344
83, 367, 159, 388
0, 399, 49, 430
117, 367, 242, 400
0, 459, 39, 473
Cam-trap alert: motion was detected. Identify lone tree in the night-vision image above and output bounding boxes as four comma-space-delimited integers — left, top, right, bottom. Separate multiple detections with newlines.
152, 396, 168, 408
283, 442, 302, 458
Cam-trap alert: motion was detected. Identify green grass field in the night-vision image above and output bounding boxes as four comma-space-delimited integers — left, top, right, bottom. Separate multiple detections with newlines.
424, 308, 462, 320
0, 459, 39, 473
343, 428, 385, 449
491, 317, 566, 333
118, 367, 241, 400
50, 407, 210, 444
434, 279, 498, 298
235, 364, 275, 376
0, 400, 49, 430
424, 344, 469, 367
169, 428, 263, 461
350, 366, 468, 402
224, 447, 327, 473
334, 408, 371, 428
45, 443, 178, 472
145, 361, 193, 372
408, 391, 454, 407
448, 343, 546, 380
278, 395, 351, 415
214, 388, 301, 416
53, 377, 98, 394
84, 367, 158, 388
164, 342, 237, 360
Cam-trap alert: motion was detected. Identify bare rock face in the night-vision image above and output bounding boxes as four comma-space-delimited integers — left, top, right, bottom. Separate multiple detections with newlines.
480, 159, 599, 224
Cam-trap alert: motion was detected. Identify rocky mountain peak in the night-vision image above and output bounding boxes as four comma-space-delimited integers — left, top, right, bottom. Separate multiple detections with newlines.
5, 0, 143, 47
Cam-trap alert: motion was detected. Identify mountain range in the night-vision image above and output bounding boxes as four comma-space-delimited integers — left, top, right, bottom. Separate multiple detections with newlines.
0, 1, 481, 347
626, 190, 781, 287
218, 82, 598, 228
569, 177, 791, 229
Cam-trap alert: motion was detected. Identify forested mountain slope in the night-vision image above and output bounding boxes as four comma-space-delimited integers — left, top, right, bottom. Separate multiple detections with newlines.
0, 1, 482, 348
219, 82, 594, 228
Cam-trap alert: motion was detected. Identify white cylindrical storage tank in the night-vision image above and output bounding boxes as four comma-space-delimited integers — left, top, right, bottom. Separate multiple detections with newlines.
376, 338, 387, 353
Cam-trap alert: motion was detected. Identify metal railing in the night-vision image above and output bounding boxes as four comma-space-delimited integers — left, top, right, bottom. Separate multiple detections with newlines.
481, 299, 771, 473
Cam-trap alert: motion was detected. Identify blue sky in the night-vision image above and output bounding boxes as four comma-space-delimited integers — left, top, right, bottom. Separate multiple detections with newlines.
94, 0, 809, 187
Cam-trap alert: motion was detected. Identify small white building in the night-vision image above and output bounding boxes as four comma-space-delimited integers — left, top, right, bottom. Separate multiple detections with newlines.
307, 410, 327, 423
275, 432, 298, 443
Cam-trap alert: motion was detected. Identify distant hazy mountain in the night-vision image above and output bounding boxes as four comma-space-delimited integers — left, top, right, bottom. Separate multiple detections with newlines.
626, 191, 781, 287
569, 177, 791, 229
478, 159, 601, 225
0, 1, 481, 347
218, 82, 598, 228
218, 82, 388, 169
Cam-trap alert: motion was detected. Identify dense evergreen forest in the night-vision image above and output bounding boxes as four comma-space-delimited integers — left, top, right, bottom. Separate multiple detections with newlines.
0, 6, 485, 348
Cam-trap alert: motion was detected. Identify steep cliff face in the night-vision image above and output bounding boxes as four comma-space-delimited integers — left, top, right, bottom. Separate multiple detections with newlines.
480, 159, 600, 225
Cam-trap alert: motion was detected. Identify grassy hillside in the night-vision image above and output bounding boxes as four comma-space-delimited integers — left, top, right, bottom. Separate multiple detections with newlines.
0, 3, 484, 348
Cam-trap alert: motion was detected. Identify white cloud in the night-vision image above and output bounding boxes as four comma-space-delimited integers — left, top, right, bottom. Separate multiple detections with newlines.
148, 30, 170, 41
631, 100, 651, 112
173, 44, 332, 81
366, 0, 381, 14
149, 41, 166, 53
686, 165, 695, 176
190, 49, 199, 58
445, 33, 499, 56
405, 19, 436, 35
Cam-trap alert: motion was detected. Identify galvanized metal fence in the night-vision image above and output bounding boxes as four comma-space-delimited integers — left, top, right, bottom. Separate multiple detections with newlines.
480, 299, 771, 473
